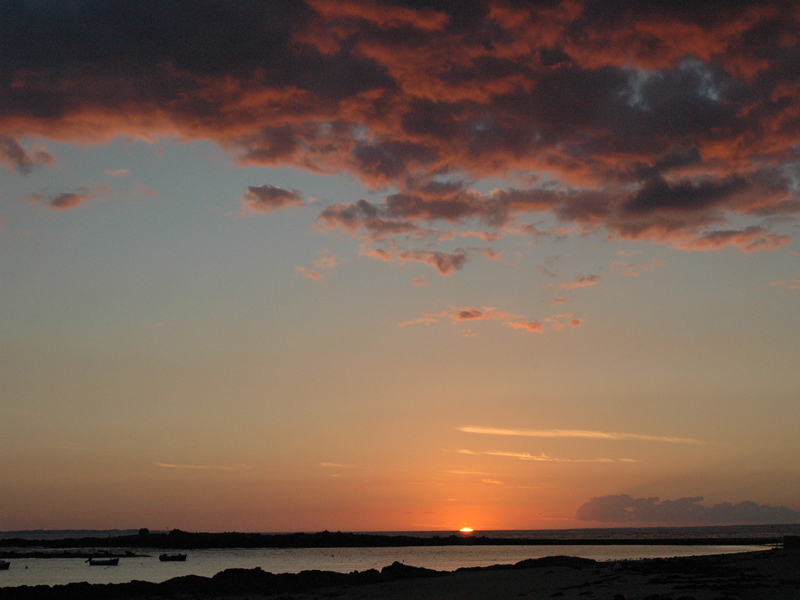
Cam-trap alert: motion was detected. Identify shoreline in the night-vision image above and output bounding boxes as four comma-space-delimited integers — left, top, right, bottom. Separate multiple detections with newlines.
0, 529, 793, 550
1, 547, 798, 599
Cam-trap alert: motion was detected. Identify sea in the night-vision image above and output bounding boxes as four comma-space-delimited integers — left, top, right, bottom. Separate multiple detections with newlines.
1, 525, 796, 588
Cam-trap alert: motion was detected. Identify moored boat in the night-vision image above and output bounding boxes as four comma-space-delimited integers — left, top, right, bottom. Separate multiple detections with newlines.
87, 557, 119, 566
0, 560, 10, 570
159, 553, 187, 561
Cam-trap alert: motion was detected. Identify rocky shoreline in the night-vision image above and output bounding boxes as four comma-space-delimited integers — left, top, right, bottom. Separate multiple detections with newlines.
1, 547, 799, 599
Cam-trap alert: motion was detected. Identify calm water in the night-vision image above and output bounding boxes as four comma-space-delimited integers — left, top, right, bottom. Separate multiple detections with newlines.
0, 544, 770, 587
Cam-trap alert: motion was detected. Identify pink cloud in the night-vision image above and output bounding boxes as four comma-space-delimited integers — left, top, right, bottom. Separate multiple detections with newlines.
398, 311, 446, 327
561, 274, 600, 289
362, 243, 468, 276
611, 258, 665, 277
26, 186, 110, 210
478, 248, 502, 262
774, 279, 800, 290
296, 266, 322, 281
401, 305, 580, 337
669, 227, 791, 253
505, 320, 544, 333
412, 276, 430, 286
134, 183, 156, 197
314, 251, 338, 270
106, 168, 129, 177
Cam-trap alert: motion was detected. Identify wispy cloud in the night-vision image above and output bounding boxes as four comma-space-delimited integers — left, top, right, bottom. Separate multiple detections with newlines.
459, 449, 639, 463
297, 266, 323, 281
459, 426, 703, 444
25, 186, 110, 210
412, 276, 430, 286
610, 258, 666, 277
314, 250, 337, 270
771, 279, 800, 290
400, 306, 580, 336
155, 462, 251, 471
561, 274, 600, 290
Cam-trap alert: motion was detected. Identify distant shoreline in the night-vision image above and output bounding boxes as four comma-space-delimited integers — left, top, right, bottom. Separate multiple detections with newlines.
0, 528, 794, 550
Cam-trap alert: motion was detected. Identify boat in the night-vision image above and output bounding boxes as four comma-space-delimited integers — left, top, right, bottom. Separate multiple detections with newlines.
87, 557, 119, 566
0, 560, 9, 570
159, 553, 187, 561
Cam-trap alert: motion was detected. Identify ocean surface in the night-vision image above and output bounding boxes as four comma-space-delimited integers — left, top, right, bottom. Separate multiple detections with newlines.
0, 545, 773, 588
2, 525, 795, 588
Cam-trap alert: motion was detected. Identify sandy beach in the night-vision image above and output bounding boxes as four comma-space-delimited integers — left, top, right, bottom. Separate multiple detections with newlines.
1, 546, 798, 600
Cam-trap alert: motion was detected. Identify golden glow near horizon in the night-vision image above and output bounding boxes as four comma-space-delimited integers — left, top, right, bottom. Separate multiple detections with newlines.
459, 527, 474, 533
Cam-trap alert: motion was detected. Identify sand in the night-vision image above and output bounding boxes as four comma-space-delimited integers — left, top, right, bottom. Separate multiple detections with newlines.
1, 547, 798, 599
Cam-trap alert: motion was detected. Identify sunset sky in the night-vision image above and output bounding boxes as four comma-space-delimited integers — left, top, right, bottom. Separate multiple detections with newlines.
1, 0, 799, 532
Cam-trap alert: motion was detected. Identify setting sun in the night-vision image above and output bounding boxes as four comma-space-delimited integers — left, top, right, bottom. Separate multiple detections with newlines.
459, 527, 474, 533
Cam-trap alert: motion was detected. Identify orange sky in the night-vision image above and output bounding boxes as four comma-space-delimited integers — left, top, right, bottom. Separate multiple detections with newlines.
1, 0, 799, 531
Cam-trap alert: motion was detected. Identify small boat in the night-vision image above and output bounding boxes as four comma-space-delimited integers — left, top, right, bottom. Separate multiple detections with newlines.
87, 557, 119, 566
159, 553, 187, 562
0, 560, 10, 570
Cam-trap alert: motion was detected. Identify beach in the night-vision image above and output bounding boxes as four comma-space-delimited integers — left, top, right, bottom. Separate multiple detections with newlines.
1, 546, 797, 600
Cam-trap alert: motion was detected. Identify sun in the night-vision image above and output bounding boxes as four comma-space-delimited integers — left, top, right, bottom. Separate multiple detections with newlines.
459, 527, 474, 533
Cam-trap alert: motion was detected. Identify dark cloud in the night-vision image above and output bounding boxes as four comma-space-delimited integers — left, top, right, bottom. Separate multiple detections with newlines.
240, 185, 305, 214
2, 0, 798, 258
576, 494, 800, 525
0, 137, 55, 174
622, 175, 749, 216
25, 186, 109, 210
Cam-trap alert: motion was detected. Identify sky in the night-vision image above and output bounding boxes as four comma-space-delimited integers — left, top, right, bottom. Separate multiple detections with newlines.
1, 0, 799, 533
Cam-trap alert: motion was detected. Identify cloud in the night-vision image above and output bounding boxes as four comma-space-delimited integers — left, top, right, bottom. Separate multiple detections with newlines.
0, 137, 55, 174
133, 183, 156, 197
26, 186, 110, 210
459, 426, 703, 444
2, 0, 798, 259
398, 312, 444, 328
610, 258, 665, 277
363, 243, 469, 276
155, 462, 250, 471
561, 274, 600, 289
772, 279, 800, 290
106, 168, 128, 177
400, 305, 583, 336
412, 276, 430, 286
670, 226, 791, 253
462, 450, 636, 464
314, 250, 337, 270
296, 266, 322, 281
576, 495, 800, 524
240, 185, 305, 214
504, 320, 544, 333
